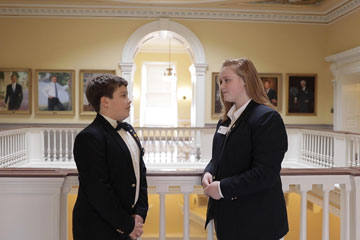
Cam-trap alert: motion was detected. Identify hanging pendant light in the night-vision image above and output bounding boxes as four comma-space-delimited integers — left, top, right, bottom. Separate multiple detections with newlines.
163, 37, 176, 81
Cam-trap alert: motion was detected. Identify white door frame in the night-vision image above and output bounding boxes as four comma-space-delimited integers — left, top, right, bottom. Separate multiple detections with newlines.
119, 18, 207, 127
326, 46, 360, 131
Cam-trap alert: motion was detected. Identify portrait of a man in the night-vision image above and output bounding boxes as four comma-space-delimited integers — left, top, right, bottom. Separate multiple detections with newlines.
259, 73, 281, 110
0, 69, 31, 113
287, 74, 316, 115
35, 70, 74, 114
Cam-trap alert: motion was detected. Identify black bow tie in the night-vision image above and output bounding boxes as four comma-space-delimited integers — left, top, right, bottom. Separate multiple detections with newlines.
115, 121, 130, 131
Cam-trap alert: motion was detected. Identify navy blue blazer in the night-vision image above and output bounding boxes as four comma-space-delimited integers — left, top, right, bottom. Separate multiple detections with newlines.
73, 114, 148, 240
204, 101, 288, 240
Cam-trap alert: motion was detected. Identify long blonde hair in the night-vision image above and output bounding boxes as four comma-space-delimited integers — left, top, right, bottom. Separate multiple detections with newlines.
219, 58, 275, 122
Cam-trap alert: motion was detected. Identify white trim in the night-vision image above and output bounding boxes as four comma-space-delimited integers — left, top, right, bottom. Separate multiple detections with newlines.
120, 19, 207, 127
0, 0, 359, 23
326, 46, 360, 132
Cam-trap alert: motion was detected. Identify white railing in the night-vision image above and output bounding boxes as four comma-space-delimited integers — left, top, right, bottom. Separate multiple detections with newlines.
1, 168, 360, 240
0, 128, 27, 168
0, 127, 215, 169
300, 129, 334, 167
1, 127, 360, 169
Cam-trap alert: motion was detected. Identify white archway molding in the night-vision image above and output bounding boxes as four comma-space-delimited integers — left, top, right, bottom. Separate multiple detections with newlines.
119, 18, 207, 127
326, 46, 360, 132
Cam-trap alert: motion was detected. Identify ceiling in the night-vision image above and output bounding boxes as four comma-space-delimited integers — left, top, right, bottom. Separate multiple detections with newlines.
0, 0, 359, 24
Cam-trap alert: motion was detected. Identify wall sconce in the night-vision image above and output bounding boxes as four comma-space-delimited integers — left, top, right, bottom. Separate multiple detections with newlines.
133, 87, 140, 100
177, 87, 191, 101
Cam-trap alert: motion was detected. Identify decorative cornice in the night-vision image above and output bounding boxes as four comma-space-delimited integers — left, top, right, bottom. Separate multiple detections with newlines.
0, 0, 359, 24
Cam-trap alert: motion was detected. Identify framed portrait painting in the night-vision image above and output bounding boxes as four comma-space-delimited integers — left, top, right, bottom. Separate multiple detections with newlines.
79, 69, 116, 115
35, 70, 75, 115
0, 69, 31, 114
211, 72, 222, 118
259, 73, 282, 111
286, 73, 317, 116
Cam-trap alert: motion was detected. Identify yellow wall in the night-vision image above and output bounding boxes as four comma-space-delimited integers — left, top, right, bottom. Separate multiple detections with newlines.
133, 52, 192, 127
327, 8, 360, 55
68, 191, 340, 240
1, 14, 358, 125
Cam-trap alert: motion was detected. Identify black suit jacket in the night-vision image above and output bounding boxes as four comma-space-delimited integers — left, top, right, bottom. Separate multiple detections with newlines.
204, 101, 288, 240
73, 114, 148, 240
5, 83, 23, 110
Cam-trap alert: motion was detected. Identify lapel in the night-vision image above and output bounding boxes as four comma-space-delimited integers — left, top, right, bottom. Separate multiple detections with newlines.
223, 100, 257, 145
95, 114, 133, 167
213, 100, 257, 176
126, 125, 145, 157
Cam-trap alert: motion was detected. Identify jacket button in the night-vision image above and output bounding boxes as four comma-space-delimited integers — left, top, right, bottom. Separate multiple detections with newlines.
131, 183, 136, 187
116, 229, 124, 234
212, 176, 215, 180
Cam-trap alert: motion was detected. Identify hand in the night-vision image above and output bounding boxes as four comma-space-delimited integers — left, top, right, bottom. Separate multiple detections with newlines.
129, 220, 143, 240
133, 214, 144, 224
202, 172, 213, 189
204, 181, 222, 200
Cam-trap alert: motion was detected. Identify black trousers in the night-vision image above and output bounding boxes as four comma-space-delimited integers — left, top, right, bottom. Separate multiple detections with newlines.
48, 97, 65, 111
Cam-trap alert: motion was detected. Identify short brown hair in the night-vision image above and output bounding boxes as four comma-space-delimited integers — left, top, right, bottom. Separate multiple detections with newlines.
86, 74, 128, 113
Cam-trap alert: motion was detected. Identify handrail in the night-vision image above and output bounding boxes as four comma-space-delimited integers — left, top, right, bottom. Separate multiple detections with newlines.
1, 167, 359, 177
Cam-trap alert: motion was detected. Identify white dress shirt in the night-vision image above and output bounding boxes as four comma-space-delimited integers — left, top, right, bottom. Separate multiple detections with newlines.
12, 83, 16, 92
101, 114, 140, 207
42, 82, 68, 98
218, 99, 252, 198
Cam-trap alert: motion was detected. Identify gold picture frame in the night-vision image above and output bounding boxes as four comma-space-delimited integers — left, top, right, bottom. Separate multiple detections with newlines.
0, 68, 32, 115
286, 73, 317, 116
211, 72, 222, 118
259, 73, 282, 111
34, 69, 75, 116
79, 70, 116, 115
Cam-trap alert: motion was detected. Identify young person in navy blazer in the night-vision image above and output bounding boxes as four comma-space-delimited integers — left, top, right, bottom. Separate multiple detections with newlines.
73, 75, 148, 240
202, 58, 288, 240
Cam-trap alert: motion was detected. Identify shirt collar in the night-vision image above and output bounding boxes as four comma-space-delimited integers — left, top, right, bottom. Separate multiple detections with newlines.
100, 113, 118, 129
227, 99, 252, 122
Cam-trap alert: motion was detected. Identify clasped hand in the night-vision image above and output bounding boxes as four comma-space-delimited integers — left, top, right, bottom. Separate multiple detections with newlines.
129, 215, 144, 240
202, 172, 222, 200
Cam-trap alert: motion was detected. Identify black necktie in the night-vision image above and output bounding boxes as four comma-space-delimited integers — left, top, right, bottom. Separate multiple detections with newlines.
115, 121, 130, 131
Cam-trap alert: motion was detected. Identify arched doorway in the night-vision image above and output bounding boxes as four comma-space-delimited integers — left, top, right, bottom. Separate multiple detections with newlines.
119, 19, 207, 127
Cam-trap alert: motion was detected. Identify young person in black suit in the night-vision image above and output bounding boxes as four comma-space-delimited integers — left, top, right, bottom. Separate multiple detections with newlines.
4, 72, 23, 110
202, 58, 288, 240
73, 75, 148, 240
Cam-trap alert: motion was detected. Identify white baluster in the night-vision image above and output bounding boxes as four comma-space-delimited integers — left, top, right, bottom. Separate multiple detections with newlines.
59, 130, 62, 162
322, 184, 333, 240
340, 183, 351, 240
207, 219, 214, 240
65, 130, 69, 161
299, 184, 312, 240
157, 186, 167, 240
181, 185, 193, 240
47, 130, 51, 161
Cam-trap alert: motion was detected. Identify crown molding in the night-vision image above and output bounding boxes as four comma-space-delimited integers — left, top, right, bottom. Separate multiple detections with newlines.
0, 0, 359, 24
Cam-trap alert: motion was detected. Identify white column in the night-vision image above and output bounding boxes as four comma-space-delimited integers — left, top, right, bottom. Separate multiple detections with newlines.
119, 62, 136, 124
156, 185, 168, 240
181, 185, 193, 240
192, 63, 208, 127
340, 183, 351, 240
353, 176, 360, 240
299, 184, 312, 240
322, 184, 333, 240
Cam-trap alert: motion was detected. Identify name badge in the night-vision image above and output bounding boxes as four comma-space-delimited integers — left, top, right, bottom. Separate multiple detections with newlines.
217, 126, 229, 135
